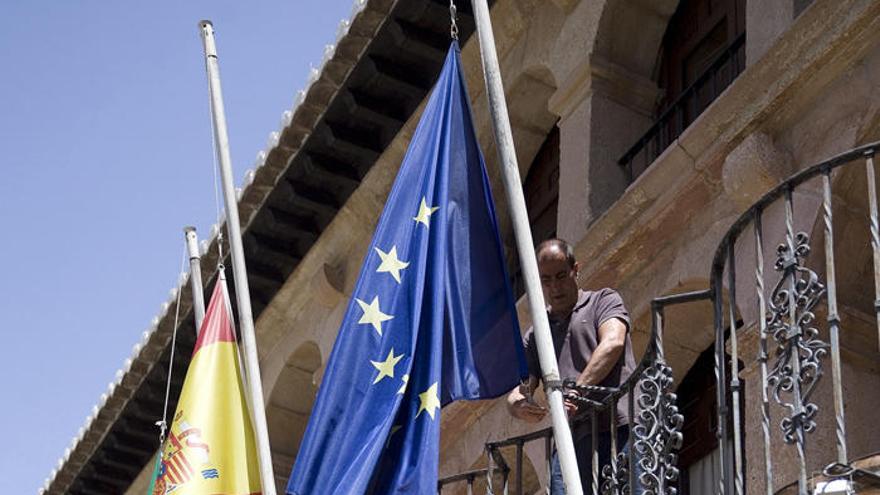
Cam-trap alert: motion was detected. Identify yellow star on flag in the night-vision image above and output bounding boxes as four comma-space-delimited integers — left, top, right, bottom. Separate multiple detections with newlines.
413, 197, 439, 227
370, 348, 404, 384
355, 296, 393, 336
374, 246, 409, 284
397, 374, 409, 395
416, 382, 441, 420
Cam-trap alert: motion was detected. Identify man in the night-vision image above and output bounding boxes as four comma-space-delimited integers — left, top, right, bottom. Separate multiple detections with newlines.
507, 238, 639, 494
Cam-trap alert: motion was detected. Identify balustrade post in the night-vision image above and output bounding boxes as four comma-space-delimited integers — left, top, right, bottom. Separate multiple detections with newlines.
727, 243, 745, 495
865, 153, 880, 351
515, 440, 523, 495
713, 272, 731, 495
822, 170, 849, 465
754, 211, 775, 495
591, 410, 599, 495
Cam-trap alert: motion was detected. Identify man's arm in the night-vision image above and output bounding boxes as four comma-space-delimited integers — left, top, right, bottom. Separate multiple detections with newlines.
506, 375, 547, 423
576, 317, 627, 387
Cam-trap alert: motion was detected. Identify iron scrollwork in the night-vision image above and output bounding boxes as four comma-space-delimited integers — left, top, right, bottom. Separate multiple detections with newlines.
601, 451, 630, 495
632, 360, 683, 495
766, 231, 829, 444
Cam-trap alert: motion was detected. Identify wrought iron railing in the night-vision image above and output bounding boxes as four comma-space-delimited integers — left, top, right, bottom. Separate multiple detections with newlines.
618, 33, 746, 184
439, 144, 880, 494
707, 142, 880, 494
438, 291, 711, 494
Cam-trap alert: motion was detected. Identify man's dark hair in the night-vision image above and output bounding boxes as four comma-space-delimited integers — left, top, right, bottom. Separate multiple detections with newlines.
535, 238, 576, 268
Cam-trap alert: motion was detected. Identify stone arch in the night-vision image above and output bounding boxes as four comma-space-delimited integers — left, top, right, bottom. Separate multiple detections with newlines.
591, 0, 680, 78
266, 341, 322, 494
507, 65, 559, 177
490, 64, 561, 283
545, 0, 681, 240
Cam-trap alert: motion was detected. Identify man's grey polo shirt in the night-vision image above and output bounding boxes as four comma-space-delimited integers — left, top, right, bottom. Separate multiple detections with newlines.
522, 289, 637, 437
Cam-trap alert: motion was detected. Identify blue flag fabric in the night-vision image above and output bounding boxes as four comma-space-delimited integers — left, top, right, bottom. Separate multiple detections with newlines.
286, 42, 527, 495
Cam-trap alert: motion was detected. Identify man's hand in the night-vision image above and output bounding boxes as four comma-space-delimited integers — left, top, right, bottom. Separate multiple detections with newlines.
507, 379, 547, 423
563, 390, 581, 418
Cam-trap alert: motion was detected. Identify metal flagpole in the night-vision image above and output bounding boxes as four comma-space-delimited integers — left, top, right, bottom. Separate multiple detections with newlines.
469, 1, 583, 494
198, 20, 277, 495
184, 226, 206, 332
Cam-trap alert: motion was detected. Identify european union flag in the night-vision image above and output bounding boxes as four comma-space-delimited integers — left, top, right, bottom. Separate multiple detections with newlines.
286, 42, 527, 495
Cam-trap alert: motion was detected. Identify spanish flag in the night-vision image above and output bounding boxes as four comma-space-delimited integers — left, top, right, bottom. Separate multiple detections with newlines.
151, 275, 262, 495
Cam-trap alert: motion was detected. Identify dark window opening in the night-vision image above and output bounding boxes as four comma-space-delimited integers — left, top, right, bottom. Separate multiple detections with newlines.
683, 20, 729, 88
511, 126, 560, 298
675, 333, 744, 495
619, 0, 746, 182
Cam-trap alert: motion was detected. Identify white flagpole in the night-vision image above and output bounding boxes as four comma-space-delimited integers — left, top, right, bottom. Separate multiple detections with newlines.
183, 226, 206, 332
197, 20, 277, 495
469, 2, 584, 494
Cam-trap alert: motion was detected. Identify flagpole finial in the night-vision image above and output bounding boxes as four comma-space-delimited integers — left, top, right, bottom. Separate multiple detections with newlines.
199, 20, 218, 57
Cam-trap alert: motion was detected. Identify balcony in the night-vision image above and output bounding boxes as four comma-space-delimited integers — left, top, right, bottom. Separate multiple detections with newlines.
440, 143, 880, 494
618, 33, 746, 184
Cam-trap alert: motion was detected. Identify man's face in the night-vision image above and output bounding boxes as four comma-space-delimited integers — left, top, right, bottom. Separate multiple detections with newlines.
537, 249, 579, 317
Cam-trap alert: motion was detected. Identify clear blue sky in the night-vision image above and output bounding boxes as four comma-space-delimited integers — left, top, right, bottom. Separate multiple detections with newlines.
0, 1, 351, 492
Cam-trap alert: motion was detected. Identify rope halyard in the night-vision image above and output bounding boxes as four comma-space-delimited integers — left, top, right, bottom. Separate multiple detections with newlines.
155, 244, 187, 446
146, 244, 187, 494
205, 60, 226, 265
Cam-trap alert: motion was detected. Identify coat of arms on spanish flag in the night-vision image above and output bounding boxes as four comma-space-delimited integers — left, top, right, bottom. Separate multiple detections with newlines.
152, 274, 262, 495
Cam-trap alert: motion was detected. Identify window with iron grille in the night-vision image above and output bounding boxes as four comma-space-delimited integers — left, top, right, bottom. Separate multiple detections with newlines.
619, 0, 746, 182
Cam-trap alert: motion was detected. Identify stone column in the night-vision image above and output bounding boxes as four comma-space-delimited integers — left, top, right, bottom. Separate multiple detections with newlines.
549, 57, 657, 243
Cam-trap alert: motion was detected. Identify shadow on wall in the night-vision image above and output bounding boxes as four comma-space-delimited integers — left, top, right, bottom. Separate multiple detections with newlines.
266, 341, 322, 493
444, 444, 542, 495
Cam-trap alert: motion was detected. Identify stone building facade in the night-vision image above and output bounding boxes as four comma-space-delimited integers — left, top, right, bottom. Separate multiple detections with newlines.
42, 0, 880, 494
